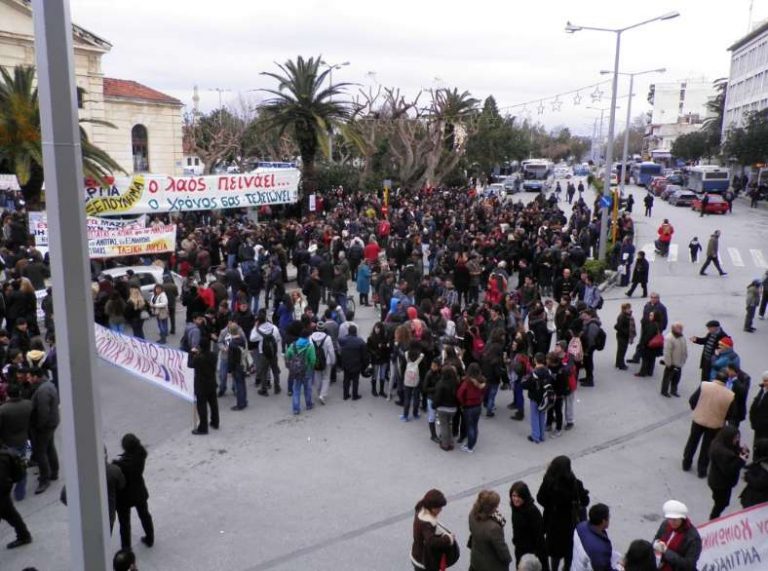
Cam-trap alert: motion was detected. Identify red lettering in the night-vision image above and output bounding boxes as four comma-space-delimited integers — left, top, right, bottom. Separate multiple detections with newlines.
217, 176, 228, 191
148, 179, 159, 193
229, 176, 237, 191
165, 177, 176, 191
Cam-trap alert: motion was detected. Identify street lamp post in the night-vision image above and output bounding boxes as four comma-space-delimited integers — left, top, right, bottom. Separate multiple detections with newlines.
587, 105, 612, 163
566, 11, 679, 260
320, 60, 350, 162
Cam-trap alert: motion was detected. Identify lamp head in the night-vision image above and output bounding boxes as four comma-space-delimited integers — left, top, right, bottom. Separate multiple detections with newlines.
599, 70, 612, 75
659, 11, 680, 21
565, 21, 582, 33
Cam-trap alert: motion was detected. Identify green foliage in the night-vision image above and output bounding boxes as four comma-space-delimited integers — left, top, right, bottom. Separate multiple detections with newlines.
724, 108, 768, 165
671, 131, 712, 162
582, 259, 607, 283
315, 162, 362, 193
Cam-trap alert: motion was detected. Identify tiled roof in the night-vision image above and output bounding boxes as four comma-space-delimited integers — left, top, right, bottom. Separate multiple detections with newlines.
103, 78, 182, 106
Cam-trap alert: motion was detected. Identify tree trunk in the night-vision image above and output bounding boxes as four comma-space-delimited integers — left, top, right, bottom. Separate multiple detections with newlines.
20, 162, 45, 211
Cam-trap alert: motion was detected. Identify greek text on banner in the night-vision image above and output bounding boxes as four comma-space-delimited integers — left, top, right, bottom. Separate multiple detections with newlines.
95, 324, 194, 403
83, 169, 300, 215
697, 502, 768, 571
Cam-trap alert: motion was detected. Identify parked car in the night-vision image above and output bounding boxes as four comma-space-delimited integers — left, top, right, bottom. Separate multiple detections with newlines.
98, 266, 184, 301
661, 184, 682, 200
668, 189, 697, 206
484, 183, 505, 198
503, 175, 520, 194
649, 176, 669, 196
666, 173, 684, 186
692, 193, 729, 215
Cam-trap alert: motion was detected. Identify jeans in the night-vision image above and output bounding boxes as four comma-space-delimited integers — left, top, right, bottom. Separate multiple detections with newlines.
565, 393, 575, 425
402, 387, 421, 418
218, 355, 230, 394
683, 421, 718, 476
426, 398, 436, 423
373, 363, 389, 395
314, 369, 330, 400
109, 323, 125, 334
483, 383, 500, 414
463, 405, 482, 450
233, 370, 247, 408
529, 401, 546, 442
12, 445, 27, 501
227, 253, 236, 269
156, 317, 169, 340
513, 377, 525, 413
293, 375, 313, 413
335, 293, 348, 313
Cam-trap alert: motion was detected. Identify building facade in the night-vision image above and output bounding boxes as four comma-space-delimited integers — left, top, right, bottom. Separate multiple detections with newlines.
0, 0, 183, 177
723, 20, 768, 139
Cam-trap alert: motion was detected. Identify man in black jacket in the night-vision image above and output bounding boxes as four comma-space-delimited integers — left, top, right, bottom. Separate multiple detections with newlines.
750, 371, 768, 441
339, 325, 368, 401
191, 347, 220, 435
690, 320, 728, 382
724, 364, 751, 429
0, 384, 32, 501
0, 445, 32, 549
30, 368, 59, 494
625, 250, 649, 298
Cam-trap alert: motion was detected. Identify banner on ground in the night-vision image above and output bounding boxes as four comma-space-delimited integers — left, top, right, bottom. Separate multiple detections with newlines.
83, 169, 300, 216
697, 502, 768, 571
94, 324, 194, 402
28, 214, 173, 258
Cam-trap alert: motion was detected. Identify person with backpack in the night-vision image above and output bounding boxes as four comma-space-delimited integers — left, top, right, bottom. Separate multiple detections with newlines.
339, 324, 368, 401
225, 322, 249, 411
579, 310, 605, 387
309, 321, 335, 405
457, 363, 487, 454
0, 443, 31, 549
508, 334, 532, 422
522, 353, 554, 444
250, 309, 283, 397
284, 329, 317, 415
400, 341, 426, 421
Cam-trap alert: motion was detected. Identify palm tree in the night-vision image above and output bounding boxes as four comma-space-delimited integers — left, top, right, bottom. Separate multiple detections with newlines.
0, 65, 124, 210
259, 56, 352, 198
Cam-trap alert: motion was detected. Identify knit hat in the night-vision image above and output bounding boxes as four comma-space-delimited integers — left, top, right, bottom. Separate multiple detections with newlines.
718, 337, 734, 348
662, 500, 688, 519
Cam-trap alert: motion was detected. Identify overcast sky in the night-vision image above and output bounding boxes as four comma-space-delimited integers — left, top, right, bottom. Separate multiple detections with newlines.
69, 0, 767, 135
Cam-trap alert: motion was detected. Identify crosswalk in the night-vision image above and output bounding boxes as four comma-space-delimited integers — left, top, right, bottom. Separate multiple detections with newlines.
640, 244, 768, 269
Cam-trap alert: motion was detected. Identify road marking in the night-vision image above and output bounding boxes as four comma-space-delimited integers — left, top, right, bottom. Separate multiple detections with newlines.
728, 247, 744, 267
751, 249, 768, 269
641, 243, 656, 262
667, 244, 678, 262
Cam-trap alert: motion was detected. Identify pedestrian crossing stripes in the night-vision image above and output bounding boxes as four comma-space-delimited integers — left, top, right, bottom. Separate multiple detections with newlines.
728, 247, 745, 267
641, 243, 767, 269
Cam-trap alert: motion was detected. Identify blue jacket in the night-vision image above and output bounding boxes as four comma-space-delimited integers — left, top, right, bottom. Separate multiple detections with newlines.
710, 348, 740, 380
574, 521, 614, 571
356, 264, 372, 294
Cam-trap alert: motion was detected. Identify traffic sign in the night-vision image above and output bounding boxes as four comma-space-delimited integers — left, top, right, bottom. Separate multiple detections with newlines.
599, 195, 612, 209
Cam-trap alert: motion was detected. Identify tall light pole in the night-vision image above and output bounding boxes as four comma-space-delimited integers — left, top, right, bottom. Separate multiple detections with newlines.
587, 105, 613, 163
320, 60, 350, 162
566, 11, 680, 260
600, 68, 666, 197
208, 87, 230, 110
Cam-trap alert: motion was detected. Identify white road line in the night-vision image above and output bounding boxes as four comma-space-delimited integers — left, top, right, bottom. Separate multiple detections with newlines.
641, 243, 656, 262
728, 247, 745, 267
668, 244, 678, 262
751, 249, 768, 269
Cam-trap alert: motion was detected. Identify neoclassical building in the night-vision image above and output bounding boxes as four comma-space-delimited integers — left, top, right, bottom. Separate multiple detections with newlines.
0, 0, 184, 177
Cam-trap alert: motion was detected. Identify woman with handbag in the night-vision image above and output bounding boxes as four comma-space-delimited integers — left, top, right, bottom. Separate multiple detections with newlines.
468, 490, 513, 571
125, 286, 147, 340
636, 311, 662, 378
150, 284, 169, 344
411, 489, 459, 571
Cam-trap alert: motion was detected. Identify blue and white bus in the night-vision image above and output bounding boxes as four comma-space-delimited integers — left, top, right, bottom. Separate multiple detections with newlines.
686, 165, 729, 194
630, 162, 663, 186
521, 159, 553, 192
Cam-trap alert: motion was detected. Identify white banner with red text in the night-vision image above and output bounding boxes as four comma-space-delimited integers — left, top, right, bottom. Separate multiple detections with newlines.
697, 502, 768, 571
94, 324, 194, 402
83, 169, 300, 216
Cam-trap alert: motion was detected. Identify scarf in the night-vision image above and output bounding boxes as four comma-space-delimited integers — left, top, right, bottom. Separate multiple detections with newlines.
659, 520, 690, 571
491, 510, 507, 528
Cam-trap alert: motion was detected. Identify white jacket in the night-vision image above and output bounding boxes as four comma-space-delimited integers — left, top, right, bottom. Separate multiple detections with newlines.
249, 322, 282, 354
309, 330, 336, 369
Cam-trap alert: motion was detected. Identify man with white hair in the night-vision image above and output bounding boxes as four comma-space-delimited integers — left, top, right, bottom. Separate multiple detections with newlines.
661, 322, 688, 398
517, 553, 542, 571
749, 371, 768, 441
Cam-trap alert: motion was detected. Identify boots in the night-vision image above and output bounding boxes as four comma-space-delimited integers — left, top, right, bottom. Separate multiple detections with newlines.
429, 422, 440, 443
371, 380, 378, 397
378, 378, 386, 397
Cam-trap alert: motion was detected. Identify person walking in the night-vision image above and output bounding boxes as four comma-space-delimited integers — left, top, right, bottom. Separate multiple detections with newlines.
285, 328, 317, 415
536, 456, 590, 571
30, 368, 59, 494
643, 193, 653, 217
740, 438, 768, 508
457, 363, 486, 453
250, 309, 283, 396
749, 371, 768, 442
571, 504, 621, 571
614, 303, 635, 370
688, 237, 702, 263
190, 345, 219, 434
509, 481, 548, 571
707, 425, 748, 519
310, 321, 336, 405
744, 278, 760, 332
433, 366, 460, 452
690, 320, 728, 382
682, 376, 735, 478
468, 490, 513, 571
699, 230, 727, 276
114, 433, 154, 551
652, 500, 702, 571
625, 251, 649, 298
700, 193, 710, 217
661, 323, 687, 397
410, 489, 457, 571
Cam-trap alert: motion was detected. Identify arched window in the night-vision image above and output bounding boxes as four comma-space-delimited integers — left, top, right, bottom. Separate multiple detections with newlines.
131, 124, 149, 172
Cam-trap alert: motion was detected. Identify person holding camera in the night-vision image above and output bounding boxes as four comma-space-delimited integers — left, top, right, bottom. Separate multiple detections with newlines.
707, 425, 749, 519
652, 500, 701, 571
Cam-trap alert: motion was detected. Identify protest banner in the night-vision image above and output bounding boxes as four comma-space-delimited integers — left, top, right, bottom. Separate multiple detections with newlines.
29, 215, 174, 259
83, 169, 300, 216
94, 324, 194, 402
697, 502, 768, 571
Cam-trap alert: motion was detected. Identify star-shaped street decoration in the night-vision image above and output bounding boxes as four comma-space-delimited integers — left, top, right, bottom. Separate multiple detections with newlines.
573, 91, 582, 105
551, 97, 562, 112
591, 86, 604, 103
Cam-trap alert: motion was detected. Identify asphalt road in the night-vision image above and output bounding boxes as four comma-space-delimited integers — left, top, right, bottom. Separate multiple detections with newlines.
4, 181, 768, 570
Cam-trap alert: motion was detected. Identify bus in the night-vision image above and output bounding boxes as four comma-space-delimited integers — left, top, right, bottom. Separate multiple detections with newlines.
630, 162, 663, 186
686, 165, 729, 194
520, 159, 553, 192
